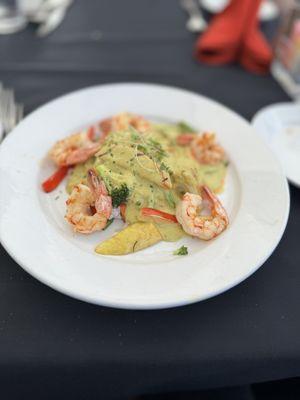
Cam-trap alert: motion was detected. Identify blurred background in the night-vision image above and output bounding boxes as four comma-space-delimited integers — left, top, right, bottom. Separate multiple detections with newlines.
0, 1, 300, 399
0, 0, 299, 120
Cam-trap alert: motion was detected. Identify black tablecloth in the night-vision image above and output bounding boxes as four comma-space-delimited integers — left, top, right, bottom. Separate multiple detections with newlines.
1, 1, 299, 399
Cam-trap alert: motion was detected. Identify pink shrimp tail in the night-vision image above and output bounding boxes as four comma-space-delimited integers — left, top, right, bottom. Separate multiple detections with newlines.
98, 180, 108, 196
95, 195, 112, 219
201, 185, 229, 223
65, 143, 100, 166
96, 181, 112, 218
201, 185, 213, 202
87, 169, 112, 219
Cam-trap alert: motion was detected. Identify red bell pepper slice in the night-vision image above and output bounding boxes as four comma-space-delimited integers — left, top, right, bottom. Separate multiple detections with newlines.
120, 204, 126, 221
141, 207, 178, 223
42, 166, 69, 193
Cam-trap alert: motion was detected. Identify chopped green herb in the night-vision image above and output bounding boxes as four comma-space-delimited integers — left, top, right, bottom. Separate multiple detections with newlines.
165, 191, 176, 208
130, 130, 140, 141
147, 139, 166, 161
137, 144, 147, 154
177, 121, 196, 133
135, 201, 141, 206
224, 160, 229, 167
134, 136, 167, 163
156, 127, 169, 140
160, 162, 172, 174
173, 245, 188, 256
110, 184, 129, 207
128, 125, 139, 134
148, 138, 160, 148
103, 218, 114, 230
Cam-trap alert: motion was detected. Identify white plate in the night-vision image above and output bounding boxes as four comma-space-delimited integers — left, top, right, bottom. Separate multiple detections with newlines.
252, 102, 300, 188
0, 83, 289, 309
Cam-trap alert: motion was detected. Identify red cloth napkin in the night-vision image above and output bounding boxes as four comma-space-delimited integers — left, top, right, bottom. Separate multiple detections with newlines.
195, 0, 273, 74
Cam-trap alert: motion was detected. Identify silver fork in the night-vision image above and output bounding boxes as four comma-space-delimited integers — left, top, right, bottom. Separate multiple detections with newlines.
0, 83, 24, 142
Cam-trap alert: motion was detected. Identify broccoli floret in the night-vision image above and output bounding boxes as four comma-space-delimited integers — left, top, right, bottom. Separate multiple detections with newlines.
110, 184, 129, 208
173, 245, 188, 256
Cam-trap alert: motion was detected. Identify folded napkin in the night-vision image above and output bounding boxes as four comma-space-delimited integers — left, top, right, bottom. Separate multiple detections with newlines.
195, 0, 273, 74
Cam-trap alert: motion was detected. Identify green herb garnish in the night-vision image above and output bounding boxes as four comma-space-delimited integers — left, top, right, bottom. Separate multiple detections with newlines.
165, 191, 176, 208
110, 184, 129, 207
160, 162, 172, 174
137, 144, 148, 154
147, 138, 166, 161
173, 245, 188, 256
103, 218, 114, 230
130, 130, 140, 141
148, 138, 161, 148
177, 121, 196, 133
134, 135, 166, 163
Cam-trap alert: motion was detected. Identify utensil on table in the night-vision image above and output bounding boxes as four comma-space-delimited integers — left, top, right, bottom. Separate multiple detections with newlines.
0, 3, 27, 34
17, 0, 73, 36
0, 84, 24, 142
180, 0, 207, 32
36, 3, 68, 36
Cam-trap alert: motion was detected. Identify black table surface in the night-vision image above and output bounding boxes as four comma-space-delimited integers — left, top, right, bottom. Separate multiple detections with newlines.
1, 1, 299, 399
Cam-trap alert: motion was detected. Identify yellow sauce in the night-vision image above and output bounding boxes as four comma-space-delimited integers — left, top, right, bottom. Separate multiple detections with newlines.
66, 123, 227, 242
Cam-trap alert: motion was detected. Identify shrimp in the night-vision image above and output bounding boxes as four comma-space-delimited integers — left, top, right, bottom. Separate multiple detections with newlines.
176, 186, 229, 241
65, 169, 112, 234
86, 168, 112, 219
191, 132, 226, 165
49, 130, 101, 167
100, 112, 150, 135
